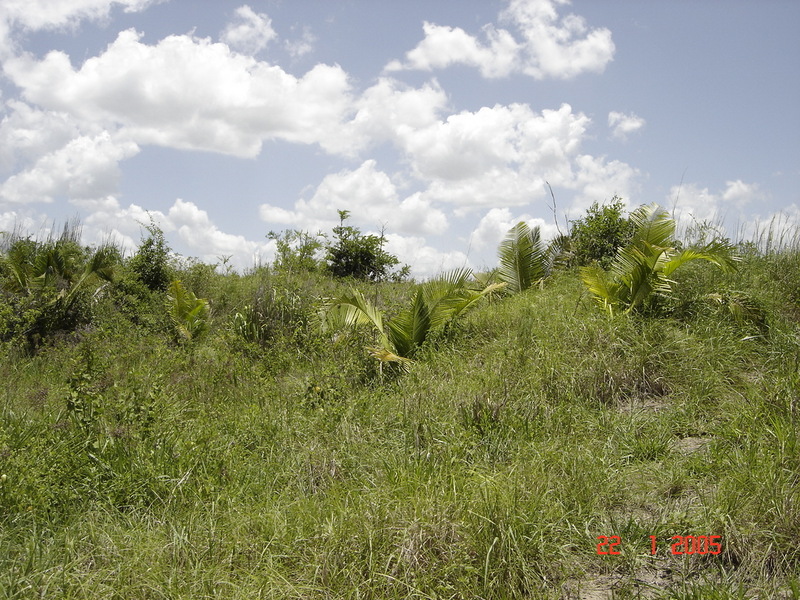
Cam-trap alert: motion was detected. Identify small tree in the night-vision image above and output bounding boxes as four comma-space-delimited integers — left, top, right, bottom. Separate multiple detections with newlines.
569, 198, 635, 268
129, 219, 172, 292
325, 210, 408, 282
267, 229, 324, 275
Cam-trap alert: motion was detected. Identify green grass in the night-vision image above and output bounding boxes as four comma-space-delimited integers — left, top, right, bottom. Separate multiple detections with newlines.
1, 252, 799, 599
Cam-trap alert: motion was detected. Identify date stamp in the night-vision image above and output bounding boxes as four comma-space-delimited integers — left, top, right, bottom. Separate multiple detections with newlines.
596, 535, 722, 556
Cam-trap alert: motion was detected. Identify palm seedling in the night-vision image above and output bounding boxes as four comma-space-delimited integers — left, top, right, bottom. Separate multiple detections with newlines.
322, 268, 504, 370
580, 203, 739, 316
167, 279, 211, 342
497, 221, 549, 294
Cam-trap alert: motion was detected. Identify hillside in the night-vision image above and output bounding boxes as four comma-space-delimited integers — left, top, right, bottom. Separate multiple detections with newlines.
1, 226, 799, 599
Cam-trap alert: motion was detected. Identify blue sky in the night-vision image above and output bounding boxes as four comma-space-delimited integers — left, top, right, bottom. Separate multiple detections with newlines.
0, 0, 797, 277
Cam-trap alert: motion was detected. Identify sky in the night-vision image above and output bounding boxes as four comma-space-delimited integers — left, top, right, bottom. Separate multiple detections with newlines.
0, 0, 798, 277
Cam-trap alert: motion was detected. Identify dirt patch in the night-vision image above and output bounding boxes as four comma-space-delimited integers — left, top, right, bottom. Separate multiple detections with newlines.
673, 436, 712, 455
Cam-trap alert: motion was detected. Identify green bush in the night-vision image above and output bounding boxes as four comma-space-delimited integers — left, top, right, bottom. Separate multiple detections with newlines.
129, 220, 173, 292
568, 197, 635, 268
325, 210, 409, 282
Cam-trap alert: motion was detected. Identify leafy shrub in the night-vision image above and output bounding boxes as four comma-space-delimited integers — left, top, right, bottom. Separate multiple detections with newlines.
325, 210, 409, 282
569, 197, 635, 268
0, 231, 116, 350
581, 203, 739, 317
268, 229, 325, 274
129, 220, 172, 292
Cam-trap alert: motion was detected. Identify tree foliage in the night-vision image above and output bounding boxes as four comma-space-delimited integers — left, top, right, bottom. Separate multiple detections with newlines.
129, 220, 172, 292
325, 210, 408, 282
581, 203, 739, 316
569, 198, 635, 268
267, 229, 324, 274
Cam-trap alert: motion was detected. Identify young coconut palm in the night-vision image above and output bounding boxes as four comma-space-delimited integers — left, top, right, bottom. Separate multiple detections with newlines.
497, 221, 548, 294
580, 203, 739, 316
167, 279, 211, 342
322, 268, 504, 370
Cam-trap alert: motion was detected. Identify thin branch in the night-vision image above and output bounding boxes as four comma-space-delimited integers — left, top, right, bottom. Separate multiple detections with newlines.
545, 181, 564, 237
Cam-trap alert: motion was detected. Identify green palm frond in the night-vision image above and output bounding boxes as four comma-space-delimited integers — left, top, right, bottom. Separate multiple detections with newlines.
582, 203, 740, 316
627, 203, 675, 249
388, 289, 431, 359
167, 280, 210, 342
322, 269, 500, 365
321, 288, 389, 349
497, 222, 547, 294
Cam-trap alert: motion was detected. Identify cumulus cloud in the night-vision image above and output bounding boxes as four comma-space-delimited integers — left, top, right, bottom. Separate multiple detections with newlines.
220, 5, 276, 55
0, 100, 83, 172
389, 102, 639, 213
385, 0, 614, 79
469, 207, 559, 252
285, 26, 316, 59
0, 131, 139, 204
608, 111, 645, 140
0, 0, 161, 58
81, 197, 275, 268
382, 233, 471, 278
348, 77, 449, 149
667, 180, 769, 240
3, 29, 356, 157
259, 160, 449, 237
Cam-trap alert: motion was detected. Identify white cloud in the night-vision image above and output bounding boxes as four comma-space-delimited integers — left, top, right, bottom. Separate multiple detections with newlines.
608, 111, 645, 140
721, 179, 764, 209
0, 0, 161, 58
0, 131, 139, 204
667, 180, 770, 241
285, 26, 316, 59
383, 233, 470, 279
567, 154, 640, 215
259, 160, 449, 237
220, 5, 277, 55
4, 29, 356, 157
0, 0, 158, 30
385, 21, 519, 78
390, 102, 636, 212
82, 197, 276, 268
349, 77, 448, 148
0, 100, 83, 172
469, 207, 559, 254
385, 0, 614, 80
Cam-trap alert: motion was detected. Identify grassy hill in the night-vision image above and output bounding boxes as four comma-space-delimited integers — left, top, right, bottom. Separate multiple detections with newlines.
1, 226, 798, 598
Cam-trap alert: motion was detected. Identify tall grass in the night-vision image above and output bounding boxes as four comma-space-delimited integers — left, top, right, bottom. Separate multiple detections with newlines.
0, 223, 799, 598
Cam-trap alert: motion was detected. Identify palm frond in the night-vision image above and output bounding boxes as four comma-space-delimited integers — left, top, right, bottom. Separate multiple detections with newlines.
627, 203, 675, 249
497, 222, 546, 294
387, 289, 431, 359
167, 280, 210, 342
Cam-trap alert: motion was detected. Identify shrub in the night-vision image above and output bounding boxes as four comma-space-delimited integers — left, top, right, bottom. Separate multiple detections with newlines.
268, 229, 325, 275
325, 210, 409, 282
129, 220, 172, 292
569, 197, 635, 268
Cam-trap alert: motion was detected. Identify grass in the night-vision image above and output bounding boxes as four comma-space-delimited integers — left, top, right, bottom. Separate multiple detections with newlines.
0, 244, 799, 598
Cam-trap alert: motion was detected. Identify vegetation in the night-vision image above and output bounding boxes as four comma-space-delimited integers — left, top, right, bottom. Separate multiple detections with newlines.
325, 210, 409, 282
129, 218, 173, 292
0, 206, 798, 599
322, 268, 504, 369
569, 197, 636, 268
496, 221, 548, 295
581, 203, 739, 316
